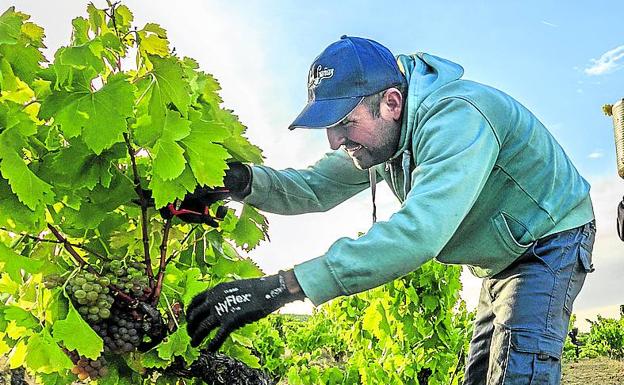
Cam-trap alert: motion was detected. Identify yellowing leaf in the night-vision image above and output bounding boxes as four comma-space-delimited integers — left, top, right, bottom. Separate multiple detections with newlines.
25, 329, 73, 374
0, 7, 22, 45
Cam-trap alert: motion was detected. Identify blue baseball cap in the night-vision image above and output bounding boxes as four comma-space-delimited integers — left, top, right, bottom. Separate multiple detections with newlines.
288, 35, 406, 130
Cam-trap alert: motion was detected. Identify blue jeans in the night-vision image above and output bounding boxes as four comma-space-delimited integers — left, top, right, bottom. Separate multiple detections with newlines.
463, 221, 596, 385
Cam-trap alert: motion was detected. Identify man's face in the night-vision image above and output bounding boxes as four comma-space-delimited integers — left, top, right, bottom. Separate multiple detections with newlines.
326, 99, 401, 170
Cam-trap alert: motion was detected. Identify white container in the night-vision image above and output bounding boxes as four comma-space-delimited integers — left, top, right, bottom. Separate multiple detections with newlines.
612, 99, 624, 179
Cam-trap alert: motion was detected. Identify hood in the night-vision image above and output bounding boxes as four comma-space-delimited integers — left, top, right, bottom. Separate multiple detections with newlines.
390, 53, 464, 159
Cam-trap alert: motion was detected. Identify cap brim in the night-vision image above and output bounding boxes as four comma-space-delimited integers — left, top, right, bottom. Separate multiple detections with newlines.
288, 97, 364, 130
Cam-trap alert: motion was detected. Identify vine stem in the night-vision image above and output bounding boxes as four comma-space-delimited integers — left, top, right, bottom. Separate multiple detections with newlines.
151, 219, 172, 306
123, 132, 154, 289
46, 224, 136, 304
0, 227, 107, 260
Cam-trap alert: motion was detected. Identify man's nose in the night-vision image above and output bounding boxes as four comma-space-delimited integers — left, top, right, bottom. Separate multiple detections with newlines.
327, 127, 346, 150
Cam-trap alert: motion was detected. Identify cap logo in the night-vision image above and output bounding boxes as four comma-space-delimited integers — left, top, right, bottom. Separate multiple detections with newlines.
308, 64, 335, 89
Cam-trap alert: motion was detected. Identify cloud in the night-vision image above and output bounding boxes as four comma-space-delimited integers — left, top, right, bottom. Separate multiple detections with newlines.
541, 20, 558, 28
588, 150, 605, 159
585, 45, 624, 76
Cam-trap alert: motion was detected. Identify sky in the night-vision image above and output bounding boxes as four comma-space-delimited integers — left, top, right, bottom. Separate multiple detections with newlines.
8, 1, 624, 329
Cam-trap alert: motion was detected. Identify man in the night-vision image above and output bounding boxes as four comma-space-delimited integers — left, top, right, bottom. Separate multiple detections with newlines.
181, 36, 595, 384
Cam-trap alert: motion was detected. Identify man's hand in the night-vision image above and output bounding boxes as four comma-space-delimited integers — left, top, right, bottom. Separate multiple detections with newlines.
161, 162, 252, 224
186, 270, 305, 351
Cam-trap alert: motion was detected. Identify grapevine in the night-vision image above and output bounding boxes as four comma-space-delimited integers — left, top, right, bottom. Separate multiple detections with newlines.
0, 2, 272, 384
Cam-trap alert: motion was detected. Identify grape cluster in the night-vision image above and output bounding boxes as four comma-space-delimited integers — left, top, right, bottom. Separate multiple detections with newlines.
66, 271, 115, 323
103, 260, 150, 298
67, 350, 108, 380
92, 308, 145, 354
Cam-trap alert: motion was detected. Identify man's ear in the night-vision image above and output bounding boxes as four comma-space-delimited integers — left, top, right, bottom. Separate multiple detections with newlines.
381, 88, 403, 121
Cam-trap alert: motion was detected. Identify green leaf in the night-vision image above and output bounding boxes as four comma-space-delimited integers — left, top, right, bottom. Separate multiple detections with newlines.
138, 28, 169, 57
0, 41, 45, 84
150, 56, 191, 115
4, 305, 40, 331
0, 7, 22, 45
70, 17, 90, 45
60, 171, 135, 230
0, 178, 45, 232
141, 350, 170, 369
180, 267, 210, 306
35, 373, 75, 385
210, 256, 263, 280
52, 301, 103, 360
58, 40, 104, 73
25, 329, 73, 374
39, 140, 125, 190
229, 204, 268, 251
224, 345, 260, 369
156, 327, 198, 364
182, 111, 230, 187
0, 150, 55, 211
215, 109, 263, 164
0, 243, 45, 281
148, 166, 197, 208
152, 111, 191, 180
39, 73, 135, 155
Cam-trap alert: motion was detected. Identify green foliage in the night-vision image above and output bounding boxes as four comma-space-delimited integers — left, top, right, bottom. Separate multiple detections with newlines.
253, 262, 474, 385
564, 314, 624, 361
0, 3, 269, 384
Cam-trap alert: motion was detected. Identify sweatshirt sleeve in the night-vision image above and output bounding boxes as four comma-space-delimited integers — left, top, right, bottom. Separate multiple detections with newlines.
294, 98, 501, 305
244, 149, 371, 214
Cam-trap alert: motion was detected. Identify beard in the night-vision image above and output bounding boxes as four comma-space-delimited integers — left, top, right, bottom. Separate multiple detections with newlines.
346, 120, 400, 170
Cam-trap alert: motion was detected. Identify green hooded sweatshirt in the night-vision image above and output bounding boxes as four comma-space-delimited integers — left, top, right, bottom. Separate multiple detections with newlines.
245, 53, 594, 306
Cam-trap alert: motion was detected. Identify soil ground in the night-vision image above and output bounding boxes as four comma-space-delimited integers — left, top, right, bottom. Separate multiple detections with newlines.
562, 357, 624, 385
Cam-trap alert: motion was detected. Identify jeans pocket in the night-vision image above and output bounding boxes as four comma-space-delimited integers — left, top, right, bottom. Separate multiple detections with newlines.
488, 326, 562, 385
564, 246, 591, 314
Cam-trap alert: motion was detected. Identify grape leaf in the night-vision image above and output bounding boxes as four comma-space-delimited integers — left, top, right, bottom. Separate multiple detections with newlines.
25, 329, 73, 374
40, 140, 125, 190
0, 243, 45, 282
180, 268, 210, 306
148, 166, 197, 208
141, 350, 170, 369
156, 327, 197, 363
150, 56, 191, 116
39, 73, 135, 155
0, 10, 46, 84
20, 21, 45, 48
0, 7, 22, 45
152, 111, 191, 181
113, 5, 134, 32
0, 150, 55, 211
52, 301, 103, 360
215, 109, 263, 164
210, 256, 263, 280
86, 3, 110, 35
8, 339, 27, 369
61, 172, 135, 230
35, 373, 75, 385
0, 178, 45, 232
4, 305, 40, 331
229, 204, 268, 251
182, 111, 230, 187
70, 17, 90, 45
57, 40, 104, 73
138, 31, 169, 57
